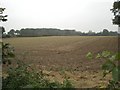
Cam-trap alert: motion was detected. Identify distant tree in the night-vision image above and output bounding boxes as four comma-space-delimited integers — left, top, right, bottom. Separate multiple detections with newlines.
103, 29, 109, 36
15, 30, 20, 36
19, 28, 80, 37
109, 31, 118, 36
8, 29, 15, 36
88, 30, 95, 36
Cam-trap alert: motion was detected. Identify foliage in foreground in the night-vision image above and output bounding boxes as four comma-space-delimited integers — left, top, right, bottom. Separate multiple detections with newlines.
2, 61, 73, 89
86, 51, 120, 89
2, 43, 73, 89
2, 42, 15, 64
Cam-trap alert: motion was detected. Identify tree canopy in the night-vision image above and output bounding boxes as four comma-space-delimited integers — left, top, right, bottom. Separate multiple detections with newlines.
111, 0, 120, 26
0, 8, 7, 22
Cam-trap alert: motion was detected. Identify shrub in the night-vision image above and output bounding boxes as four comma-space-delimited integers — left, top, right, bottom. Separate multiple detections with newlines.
2, 42, 74, 89
86, 51, 120, 89
2, 42, 15, 65
2, 60, 74, 89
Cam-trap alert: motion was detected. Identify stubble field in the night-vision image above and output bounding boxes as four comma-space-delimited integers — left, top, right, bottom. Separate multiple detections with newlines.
3, 36, 118, 87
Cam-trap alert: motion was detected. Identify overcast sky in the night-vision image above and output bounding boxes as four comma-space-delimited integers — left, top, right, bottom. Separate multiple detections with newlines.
1, 0, 118, 32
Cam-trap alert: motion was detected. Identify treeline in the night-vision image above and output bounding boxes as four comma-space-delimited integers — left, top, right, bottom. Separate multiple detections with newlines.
1, 27, 119, 38
81, 29, 119, 36
19, 28, 81, 37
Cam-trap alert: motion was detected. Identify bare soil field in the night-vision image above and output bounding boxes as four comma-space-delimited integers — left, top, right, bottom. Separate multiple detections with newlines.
3, 36, 118, 88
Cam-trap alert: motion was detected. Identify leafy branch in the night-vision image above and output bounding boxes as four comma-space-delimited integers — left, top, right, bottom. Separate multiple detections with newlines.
86, 51, 120, 88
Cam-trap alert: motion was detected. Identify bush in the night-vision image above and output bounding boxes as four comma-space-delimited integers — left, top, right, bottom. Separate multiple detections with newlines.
86, 51, 120, 89
2, 60, 73, 89
2, 42, 74, 89
2, 43, 15, 65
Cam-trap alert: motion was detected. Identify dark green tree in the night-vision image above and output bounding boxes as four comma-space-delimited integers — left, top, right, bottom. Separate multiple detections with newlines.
0, 8, 7, 38
0, 8, 7, 22
0, 7, 14, 65
103, 29, 109, 36
8, 29, 15, 36
15, 30, 20, 36
111, 0, 120, 26
1, 27, 5, 34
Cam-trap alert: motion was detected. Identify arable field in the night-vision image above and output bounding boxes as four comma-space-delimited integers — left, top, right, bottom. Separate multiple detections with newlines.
3, 36, 118, 88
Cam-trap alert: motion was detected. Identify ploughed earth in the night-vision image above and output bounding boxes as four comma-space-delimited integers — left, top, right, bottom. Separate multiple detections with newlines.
3, 36, 118, 88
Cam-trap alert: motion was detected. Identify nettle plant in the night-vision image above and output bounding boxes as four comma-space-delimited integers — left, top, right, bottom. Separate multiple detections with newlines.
86, 51, 120, 88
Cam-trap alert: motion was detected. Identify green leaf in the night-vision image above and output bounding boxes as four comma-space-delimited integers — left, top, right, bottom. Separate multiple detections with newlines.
112, 66, 120, 82
103, 70, 110, 77
96, 53, 101, 59
102, 60, 115, 71
113, 1, 120, 9
115, 52, 120, 61
102, 51, 111, 58
86, 52, 93, 60
109, 54, 116, 61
